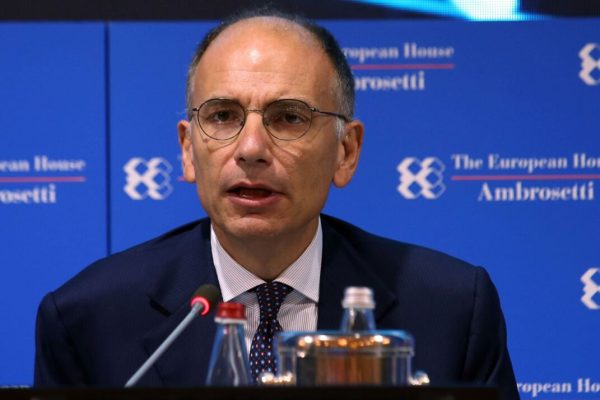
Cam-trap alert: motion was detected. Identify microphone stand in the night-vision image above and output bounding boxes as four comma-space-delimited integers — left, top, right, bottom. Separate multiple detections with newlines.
125, 301, 204, 387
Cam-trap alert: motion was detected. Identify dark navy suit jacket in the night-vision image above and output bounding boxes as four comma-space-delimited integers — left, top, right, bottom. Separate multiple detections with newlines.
35, 215, 518, 400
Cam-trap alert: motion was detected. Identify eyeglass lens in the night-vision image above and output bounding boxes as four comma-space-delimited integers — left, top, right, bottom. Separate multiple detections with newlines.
196, 99, 313, 140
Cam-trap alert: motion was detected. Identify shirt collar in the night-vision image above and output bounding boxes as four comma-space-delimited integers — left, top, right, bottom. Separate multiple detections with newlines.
211, 218, 322, 303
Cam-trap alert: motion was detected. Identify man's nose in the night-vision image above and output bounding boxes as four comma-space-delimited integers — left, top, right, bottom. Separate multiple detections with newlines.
233, 112, 273, 165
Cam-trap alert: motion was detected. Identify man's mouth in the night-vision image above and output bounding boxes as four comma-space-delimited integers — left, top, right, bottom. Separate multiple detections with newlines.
229, 187, 273, 199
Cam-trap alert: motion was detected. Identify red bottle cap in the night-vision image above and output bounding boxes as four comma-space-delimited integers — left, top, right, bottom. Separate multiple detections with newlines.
216, 302, 245, 320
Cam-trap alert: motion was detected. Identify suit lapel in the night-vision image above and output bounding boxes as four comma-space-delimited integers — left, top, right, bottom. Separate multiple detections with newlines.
138, 219, 221, 386
318, 217, 397, 330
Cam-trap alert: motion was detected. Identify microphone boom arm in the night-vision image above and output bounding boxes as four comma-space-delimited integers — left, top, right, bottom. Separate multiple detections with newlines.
125, 301, 203, 387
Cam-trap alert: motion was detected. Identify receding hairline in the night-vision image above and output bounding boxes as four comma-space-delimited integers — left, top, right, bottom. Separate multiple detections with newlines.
210, 16, 319, 47
186, 13, 353, 120
189, 16, 330, 95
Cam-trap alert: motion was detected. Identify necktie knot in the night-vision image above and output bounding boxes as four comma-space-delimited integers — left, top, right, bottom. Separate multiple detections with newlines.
253, 281, 293, 321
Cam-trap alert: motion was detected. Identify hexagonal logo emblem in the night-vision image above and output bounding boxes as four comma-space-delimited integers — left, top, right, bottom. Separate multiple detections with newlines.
397, 157, 446, 200
579, 43, 600, 86
581, 268, 600, 310
123, 157, 173, 200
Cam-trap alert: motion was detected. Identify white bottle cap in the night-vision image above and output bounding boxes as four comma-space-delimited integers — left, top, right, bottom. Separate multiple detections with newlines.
342, 286, 375, 309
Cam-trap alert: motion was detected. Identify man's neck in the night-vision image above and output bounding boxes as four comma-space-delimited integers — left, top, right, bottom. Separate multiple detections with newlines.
212, 219, 319, 281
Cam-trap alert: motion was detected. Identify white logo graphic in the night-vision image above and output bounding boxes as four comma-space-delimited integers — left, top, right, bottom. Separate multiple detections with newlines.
579, 43, 600, 86
581, 268, 600, 310
397, 157, 446, 199
123, 157, 173, 200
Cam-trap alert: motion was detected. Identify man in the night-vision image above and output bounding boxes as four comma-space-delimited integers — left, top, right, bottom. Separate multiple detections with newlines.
35, 10, 518, 400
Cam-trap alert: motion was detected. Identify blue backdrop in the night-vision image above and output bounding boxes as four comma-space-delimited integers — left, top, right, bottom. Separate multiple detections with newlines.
1, 19, 599, 399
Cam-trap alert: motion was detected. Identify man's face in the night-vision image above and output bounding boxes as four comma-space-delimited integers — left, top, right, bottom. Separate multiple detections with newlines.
178, 18, 362, 245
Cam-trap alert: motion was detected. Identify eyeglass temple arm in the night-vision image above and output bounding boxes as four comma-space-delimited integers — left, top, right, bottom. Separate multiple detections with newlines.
310, 108, 351, 122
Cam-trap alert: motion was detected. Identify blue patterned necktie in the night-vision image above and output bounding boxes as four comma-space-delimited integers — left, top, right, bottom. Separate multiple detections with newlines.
248, 281, 293, 381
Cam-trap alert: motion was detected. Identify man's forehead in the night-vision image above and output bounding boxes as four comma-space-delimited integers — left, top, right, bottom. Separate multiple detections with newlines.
210, 16, 319, 51
189, 15, 338, 108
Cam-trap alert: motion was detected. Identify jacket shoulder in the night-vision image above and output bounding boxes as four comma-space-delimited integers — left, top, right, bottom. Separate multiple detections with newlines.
51, 219, 210, 304
321, 214, 477, 277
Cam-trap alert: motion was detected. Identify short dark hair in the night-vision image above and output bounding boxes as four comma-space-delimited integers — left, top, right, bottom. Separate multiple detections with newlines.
185, 8, 354, 120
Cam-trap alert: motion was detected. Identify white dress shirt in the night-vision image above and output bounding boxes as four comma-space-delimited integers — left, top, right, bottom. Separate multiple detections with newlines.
211, 219, 322, 353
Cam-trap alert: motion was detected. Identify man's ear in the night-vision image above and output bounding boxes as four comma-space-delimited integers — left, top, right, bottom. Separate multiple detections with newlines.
333, 119, 364, 188
177, 120, 196, 183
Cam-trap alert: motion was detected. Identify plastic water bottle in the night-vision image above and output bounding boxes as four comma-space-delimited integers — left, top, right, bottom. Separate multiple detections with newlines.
339, 287, 376, 331
206, 302, 252, 386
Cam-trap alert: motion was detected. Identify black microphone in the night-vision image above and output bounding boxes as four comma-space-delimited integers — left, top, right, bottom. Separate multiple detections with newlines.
125, 284, 221, 387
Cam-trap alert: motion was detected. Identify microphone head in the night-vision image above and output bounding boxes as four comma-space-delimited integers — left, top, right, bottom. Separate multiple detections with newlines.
190, 284, 222, 316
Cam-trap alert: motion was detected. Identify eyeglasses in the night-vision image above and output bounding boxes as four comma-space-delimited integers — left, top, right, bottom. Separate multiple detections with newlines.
191, 98, 351, 141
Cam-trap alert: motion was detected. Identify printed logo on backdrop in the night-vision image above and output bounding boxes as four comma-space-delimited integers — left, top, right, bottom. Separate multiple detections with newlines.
123, 157, 173, 200
342, 43, 455, 92
396, 153, 600, 202
581, 268, 600, 310
579, 43, 600, 86
0, 155, 86, 205
397, 157, 445, 199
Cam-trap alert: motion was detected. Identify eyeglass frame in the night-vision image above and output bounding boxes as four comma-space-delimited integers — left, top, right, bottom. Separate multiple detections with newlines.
190, 97, 352, 141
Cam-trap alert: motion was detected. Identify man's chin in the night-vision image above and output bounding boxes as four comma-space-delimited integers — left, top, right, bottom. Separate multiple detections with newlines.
218, 216, 285, 240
